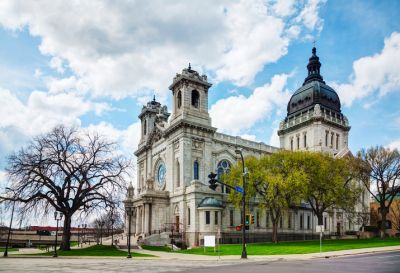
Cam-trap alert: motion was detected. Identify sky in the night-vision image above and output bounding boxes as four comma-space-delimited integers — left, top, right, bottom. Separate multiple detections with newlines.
0, 0, 400, 225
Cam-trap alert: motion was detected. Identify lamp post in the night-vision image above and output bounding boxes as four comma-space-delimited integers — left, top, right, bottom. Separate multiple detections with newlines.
3, 201, 16, 257
83, 224, 87, 247
53, 211, 63, 258
235, 149, 247, 259
126, 207, 134, 258
100, 221, 105, 245
78, 224, 80, 247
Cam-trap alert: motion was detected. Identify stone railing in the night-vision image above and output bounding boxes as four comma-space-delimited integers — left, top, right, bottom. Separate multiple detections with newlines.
214, 132, 278, 153
280, 109, 349, 131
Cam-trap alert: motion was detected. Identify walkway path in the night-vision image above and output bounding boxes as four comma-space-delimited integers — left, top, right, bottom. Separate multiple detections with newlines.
127, 245, 400, 261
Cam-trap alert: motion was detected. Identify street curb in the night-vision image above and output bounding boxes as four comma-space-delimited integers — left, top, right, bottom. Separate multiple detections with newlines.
3, 246, 400, 261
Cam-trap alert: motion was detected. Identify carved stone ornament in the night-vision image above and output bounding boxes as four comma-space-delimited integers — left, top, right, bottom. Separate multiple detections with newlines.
192, 139, 203, 149
146, 178, 154, 190
314, 104, 321, 116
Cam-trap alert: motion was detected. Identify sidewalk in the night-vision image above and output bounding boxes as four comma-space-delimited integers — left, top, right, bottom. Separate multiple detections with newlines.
4, 245, 399, 261
129, 245, 400, 261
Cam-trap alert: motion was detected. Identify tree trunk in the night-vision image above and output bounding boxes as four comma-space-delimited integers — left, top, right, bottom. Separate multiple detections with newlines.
60, 214, 72, 251
317, 213, 323, 226
271, 221, 278, 243
380, 206, 388, 239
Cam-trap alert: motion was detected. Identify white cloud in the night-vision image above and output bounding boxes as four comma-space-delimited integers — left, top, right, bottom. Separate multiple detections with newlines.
0, 88, 115, 156
49, 56, 65, 74
85, 121, 141, 156
84, 121, 141, 186
332, 32, 400, 106
387, 139, 400, 151
214, 0, 290, 86
0, 0, 325, 99
240, 134, 257, 141
294, 0, 325, 31
272, 0, 297, 17
210, 73, 291, 135
269, 126, 280, 147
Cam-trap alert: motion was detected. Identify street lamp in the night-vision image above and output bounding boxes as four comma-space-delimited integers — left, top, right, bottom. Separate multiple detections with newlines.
78, 224, 80, 247
100, 221, 105, 245
126, 207, 134, 258
3, 201, 16, 257
53, 211, 63, 258
235, 149, 247, 259
83, 224, 87, 247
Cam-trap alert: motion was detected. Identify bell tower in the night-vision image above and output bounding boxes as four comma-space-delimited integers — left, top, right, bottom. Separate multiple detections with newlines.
138, 96, 169, 145
278, 47, 351, 155
169, 64, 212, 126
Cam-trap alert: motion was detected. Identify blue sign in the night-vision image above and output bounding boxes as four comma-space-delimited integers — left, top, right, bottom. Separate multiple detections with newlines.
234, 186, 244, 193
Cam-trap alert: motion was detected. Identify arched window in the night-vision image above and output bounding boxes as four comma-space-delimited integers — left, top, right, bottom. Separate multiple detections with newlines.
191, 90, 199, 108
177, 91, 182, 109
143, 120, 147, 135
193, 160, 199, 180
217, 160, 231, 193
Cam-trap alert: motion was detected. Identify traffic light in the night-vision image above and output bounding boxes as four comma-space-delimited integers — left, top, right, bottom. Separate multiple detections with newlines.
251, 214, 255, 224
208, 172, 218, 191
245, 214, 250, 226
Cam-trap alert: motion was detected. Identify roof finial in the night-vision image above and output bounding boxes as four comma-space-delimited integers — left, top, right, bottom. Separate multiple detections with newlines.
312, 39, 317, 55
153, 95, 156, 102
188, 62, 191, 70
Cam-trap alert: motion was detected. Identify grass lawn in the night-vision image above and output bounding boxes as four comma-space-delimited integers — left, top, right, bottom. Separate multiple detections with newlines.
145, 238, 400, 256
33, 244, 155, 257
0, 247, 18, 252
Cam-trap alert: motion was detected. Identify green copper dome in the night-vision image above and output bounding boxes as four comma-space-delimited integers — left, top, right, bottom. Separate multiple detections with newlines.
286, 47, 342, 118
197, 197, 224, 208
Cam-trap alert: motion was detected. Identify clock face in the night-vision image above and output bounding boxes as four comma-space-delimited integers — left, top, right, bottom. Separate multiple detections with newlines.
157, 163, 166, 187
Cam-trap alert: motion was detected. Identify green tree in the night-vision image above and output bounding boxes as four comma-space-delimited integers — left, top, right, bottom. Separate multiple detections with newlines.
301, 152, 360, 228
225, 151, 307, 243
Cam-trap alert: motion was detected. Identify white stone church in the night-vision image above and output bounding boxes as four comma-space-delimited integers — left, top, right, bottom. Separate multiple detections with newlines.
124, 48, 369, 247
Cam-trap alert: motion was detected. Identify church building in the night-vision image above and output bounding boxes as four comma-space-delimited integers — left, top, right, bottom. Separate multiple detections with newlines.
124, 48, 369, 247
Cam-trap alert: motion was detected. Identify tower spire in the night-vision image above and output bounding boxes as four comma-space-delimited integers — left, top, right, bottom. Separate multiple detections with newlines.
303, 46, 325, 85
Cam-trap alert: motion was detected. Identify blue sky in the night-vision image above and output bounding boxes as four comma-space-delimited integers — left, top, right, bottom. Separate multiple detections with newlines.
0, 0, 400, 216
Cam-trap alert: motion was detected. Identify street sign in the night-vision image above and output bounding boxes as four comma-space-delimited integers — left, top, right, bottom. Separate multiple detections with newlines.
234, 186, 244, 193
204, 236, 216, 247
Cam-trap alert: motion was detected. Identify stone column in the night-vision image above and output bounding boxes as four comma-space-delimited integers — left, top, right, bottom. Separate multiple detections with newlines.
144, 203, 150, 234
131, 207, 137, 235
136, 207, 142, 235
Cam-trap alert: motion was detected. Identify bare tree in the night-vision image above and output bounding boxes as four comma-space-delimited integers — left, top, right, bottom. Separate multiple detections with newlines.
357, 146, 400, 238
1, 125, 131, 250
93, 209, 124, 239
389, 200, 400, 231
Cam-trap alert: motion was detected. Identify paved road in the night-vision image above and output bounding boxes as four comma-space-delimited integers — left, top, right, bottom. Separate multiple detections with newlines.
1, 251, 399, 273
184, 251, 400, 273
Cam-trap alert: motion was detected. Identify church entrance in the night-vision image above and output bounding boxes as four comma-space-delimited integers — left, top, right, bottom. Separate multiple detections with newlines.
175, 215, 180, 232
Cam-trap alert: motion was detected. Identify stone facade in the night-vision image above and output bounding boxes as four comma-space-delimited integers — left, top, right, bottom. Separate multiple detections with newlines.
124, 50, 369, 247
